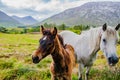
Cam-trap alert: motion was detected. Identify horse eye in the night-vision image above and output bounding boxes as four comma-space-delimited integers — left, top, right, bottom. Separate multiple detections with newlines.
103, 39, 106, 43
48, 43, 51, 45
43, 31, 46, 35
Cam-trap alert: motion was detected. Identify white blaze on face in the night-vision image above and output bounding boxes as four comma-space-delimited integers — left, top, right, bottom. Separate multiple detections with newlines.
43, 36, 47, 40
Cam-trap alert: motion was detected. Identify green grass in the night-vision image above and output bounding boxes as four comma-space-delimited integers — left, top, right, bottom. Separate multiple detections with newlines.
0, 33, 120, 80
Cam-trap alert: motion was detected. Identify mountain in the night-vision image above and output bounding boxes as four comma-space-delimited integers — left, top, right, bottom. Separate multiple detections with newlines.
39, 2, 120, 26
12, 16, 38, 25
0, 11, 22, 27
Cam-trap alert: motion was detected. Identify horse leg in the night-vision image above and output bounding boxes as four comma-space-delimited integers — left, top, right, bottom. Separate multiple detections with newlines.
85, 66, 91, 80
51, 75, 58, 80
51, 75, 54, 80
78, 63, 84, 80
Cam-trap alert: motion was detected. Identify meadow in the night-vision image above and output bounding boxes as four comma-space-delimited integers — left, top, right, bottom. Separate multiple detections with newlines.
0, 33, 120, 80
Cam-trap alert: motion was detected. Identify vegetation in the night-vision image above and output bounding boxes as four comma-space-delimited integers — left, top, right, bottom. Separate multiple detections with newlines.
0, 27, 8, 33
0, 32, 120, 80
0, 23, 90, 34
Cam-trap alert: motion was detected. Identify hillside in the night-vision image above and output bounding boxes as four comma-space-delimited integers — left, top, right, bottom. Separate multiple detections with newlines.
12, 16, 38, 25
0, 11, 22, 27
39, 2, 120, 26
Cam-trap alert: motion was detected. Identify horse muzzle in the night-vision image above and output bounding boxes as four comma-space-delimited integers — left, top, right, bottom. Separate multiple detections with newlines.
32, 56, 40, 64
108, 56, 119, 66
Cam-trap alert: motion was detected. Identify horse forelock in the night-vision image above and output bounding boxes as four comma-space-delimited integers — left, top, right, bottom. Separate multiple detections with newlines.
106, 27, 117, 36
101, 27, 119, 41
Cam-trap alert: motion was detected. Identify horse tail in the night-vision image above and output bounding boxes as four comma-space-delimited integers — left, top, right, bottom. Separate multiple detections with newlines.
65, 44, 76, 67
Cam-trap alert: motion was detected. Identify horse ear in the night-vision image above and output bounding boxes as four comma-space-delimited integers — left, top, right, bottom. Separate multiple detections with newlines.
103, 23, 107, 31
115, 24, 120, 31
53, 27, 57, 37
41, 25, 45, 34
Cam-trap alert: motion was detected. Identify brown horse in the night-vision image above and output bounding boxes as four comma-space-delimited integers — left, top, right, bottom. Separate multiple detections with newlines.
32, 26, 75, 80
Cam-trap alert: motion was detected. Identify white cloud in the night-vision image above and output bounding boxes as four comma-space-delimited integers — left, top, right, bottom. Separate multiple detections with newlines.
35, 0, 61, 12
1, 0, 40, 9
1, 0, 88, 12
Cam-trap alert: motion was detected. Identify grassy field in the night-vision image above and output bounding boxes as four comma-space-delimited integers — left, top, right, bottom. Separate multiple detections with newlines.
0, 33, 120, 80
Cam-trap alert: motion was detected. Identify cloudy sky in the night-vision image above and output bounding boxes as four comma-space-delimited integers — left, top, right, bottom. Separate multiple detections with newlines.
0, 0, 119, 21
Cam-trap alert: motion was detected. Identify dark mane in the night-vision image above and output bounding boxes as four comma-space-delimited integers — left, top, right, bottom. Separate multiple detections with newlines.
57, 34, 65, 47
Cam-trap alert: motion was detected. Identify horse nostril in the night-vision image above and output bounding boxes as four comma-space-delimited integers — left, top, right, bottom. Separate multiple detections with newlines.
32, 56, 40, 64
108, 57, 119, 65
114, 57, 119, 64
108, 57, 112, 63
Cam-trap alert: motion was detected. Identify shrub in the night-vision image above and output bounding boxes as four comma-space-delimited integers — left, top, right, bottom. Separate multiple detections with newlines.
0, 27, 8, 33
69, 29, 81, 34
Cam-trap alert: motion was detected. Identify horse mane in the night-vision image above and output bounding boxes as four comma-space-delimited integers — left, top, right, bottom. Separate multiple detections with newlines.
57, 34, 65, 48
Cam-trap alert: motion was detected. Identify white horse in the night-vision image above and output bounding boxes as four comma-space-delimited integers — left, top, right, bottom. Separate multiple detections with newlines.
59, 23, 120, 80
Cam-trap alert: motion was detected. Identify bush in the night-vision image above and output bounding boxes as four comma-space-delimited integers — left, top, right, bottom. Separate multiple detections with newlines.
7, 29, 23, 34
73, 25, 90, 31
69, 29, 81, 34
58, 24, 66, 30
0, 27, 8, 33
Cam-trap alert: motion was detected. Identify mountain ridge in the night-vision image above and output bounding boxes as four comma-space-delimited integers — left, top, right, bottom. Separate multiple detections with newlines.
0, 10, 22, 27
12, 15, 38, 25
38, 2, 120, 26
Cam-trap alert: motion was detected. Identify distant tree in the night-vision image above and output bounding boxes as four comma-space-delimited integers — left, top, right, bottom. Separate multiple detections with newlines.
73, 25, 90, 31
85, 25, 90, 30
43, 23, 49, 27
43, 23, 56, 28
92, 25, 96, 28
82, 25, 90, 30
73, 25, 82, 30
0, 27, 8, 33
59, 24, 66, 30
24, 28, 27, 33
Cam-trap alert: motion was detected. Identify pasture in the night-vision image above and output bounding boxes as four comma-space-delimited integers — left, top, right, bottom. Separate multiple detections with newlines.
0, 33, 120, 80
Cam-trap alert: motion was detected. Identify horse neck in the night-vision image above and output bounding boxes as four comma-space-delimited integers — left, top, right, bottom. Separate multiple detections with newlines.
51, 35, 65, 67
88, 28, 102, 55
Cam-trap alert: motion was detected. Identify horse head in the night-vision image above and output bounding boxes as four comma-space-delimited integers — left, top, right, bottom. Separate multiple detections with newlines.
100, 23, 120, 66
32, 25, 57, 64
